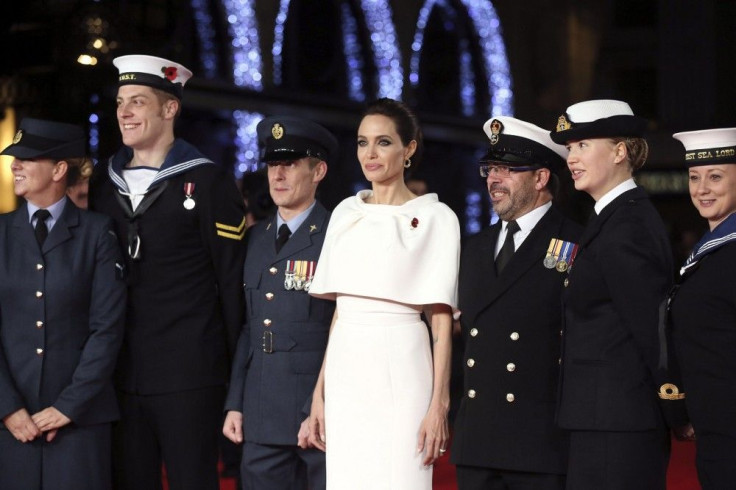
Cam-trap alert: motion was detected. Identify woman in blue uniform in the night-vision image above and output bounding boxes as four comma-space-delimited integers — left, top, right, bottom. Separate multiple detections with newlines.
550, 100, 688, 490
670, 128, 736, 490
0, 118, 125, 490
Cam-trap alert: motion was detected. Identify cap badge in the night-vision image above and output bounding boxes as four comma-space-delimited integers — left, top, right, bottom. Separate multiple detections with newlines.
161, 66, 178, 81
489, 119, 503, 145
556, 115, 571, 132
12, 129, 23, 145
272, 123, 284, 140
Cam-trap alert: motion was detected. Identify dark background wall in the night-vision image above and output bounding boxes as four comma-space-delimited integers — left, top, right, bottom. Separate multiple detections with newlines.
2, 0, 735, 253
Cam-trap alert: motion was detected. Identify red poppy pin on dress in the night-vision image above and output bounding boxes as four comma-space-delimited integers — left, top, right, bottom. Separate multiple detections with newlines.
411, 217, 419, 228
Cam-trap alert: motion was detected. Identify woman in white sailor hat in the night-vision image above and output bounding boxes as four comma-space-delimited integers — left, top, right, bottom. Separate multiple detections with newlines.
550, 100, 690, 490
669, 127, 736, 490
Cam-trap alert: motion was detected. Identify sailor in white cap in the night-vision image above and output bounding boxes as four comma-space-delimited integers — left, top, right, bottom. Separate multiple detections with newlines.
668, 127, 736, 490
88, 55, 246, 490
451, 116, 582, 490
551, 100, 689, 490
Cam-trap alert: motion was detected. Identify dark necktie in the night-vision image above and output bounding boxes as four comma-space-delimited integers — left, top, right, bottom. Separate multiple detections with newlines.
495, 220, 520, 274
34, 209, 51, 247
275, 223, 291, 253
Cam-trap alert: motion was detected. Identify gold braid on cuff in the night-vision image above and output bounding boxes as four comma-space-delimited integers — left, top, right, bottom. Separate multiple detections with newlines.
658, 383, 685, 400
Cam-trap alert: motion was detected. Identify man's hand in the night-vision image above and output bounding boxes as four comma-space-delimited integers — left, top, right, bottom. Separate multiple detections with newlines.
222, 411, 244, 444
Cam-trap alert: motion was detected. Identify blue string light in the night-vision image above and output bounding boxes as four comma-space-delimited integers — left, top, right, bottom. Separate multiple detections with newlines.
88, 93, 100, 164
190, 0, 219, 78
360, 0, 403, 99
341, 3, 366, 102
411, 0, 513, 117
221, 0, 265, 178
272, 0, 291, 86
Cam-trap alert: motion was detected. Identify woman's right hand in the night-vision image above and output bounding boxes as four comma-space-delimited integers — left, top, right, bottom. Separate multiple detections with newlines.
306, 393, 327, 452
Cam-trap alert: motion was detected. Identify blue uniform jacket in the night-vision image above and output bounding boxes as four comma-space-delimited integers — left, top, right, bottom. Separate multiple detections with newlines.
0, 201, 125, 426
225, 202, 335, 445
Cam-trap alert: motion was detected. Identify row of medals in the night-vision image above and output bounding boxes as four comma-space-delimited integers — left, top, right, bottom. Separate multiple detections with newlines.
284, 260, 315, 292
543, 238, 578, 272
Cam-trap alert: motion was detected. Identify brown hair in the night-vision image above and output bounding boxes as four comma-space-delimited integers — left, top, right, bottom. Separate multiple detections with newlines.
362, 98, 423, 167
152, 87, 182, 117
64, 157, 93, 187
610, 137, 649, 171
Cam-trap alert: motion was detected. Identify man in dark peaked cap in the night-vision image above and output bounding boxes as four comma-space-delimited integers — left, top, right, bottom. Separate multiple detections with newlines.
451, 116, 582, 490
223, 116, 337, 490
89, 54, 246, 490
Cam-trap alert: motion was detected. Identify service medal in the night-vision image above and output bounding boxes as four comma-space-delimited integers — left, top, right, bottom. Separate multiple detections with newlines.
555, 260, 568, 272
183, 182, 196, 210
543, 239, 558, 269
284, 260, 295, 290
304, 261, 316, 292
294, 261, 304, 291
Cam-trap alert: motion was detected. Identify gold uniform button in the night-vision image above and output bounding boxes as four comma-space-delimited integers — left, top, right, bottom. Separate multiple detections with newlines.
510, 332, 519, 341
265, 293, 274, 301
36, 291, 43, 298
564, 278, 569, 287
263, 319, 272, 327
558, 357, 562, 365
560, 330, 563, 336
466, 358, 475, 368
36, 321, 43, 328
269, 267, 278, 275
470, 328, 478, 337
36, 264, 44, 270
506, 363, 516, 372
468, 389, 476, 399
36, 348, 44, 356
506, 393, 515, 403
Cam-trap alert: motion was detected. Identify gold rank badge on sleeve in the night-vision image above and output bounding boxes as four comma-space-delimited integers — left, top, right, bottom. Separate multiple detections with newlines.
215, 217, 246, 240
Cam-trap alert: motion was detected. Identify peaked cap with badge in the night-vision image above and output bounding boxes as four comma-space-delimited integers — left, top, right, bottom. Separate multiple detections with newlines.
481, 116, 567, 169
673, 127, 736, 167
257, 116, 338, 164
1, 117, 86, 160
113, 54, 193, 99
550, 99, 647, 144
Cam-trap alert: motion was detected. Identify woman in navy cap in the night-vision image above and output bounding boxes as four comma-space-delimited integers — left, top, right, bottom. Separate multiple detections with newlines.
305, 98, 459, 489
0, 118, 125, 490
669, 128, 736, 490
550, 100, 690, 490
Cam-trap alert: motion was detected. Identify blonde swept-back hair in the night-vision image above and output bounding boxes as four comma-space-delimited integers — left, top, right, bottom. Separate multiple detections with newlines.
64, 157, 94, 187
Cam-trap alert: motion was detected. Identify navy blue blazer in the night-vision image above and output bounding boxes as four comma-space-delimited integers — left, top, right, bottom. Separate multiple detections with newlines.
225, 202, 335, 445
0, 201, 125, 426
558, 187, 687, 431
452, 206, 581, 474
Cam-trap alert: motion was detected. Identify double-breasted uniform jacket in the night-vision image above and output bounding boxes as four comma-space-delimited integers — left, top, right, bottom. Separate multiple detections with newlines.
451, 206, 581, 474
224, 202, 336, 445
89, 139, 246, 394
558, 186, 687, 431
670, 237, 736, 458
0, 200, 125, 427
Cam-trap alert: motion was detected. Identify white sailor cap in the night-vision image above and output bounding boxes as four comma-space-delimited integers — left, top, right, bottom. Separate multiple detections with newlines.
481, 116, 567, 169
113, 54, 193, 99
673, 128, 736, 167
550, 99, 647, 144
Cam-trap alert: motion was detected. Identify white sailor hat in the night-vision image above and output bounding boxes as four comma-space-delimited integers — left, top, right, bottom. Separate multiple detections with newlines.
480, 116, 567, 169
550, 99, 647, 144
673, 128, 736, 167
113, 54, 193, 99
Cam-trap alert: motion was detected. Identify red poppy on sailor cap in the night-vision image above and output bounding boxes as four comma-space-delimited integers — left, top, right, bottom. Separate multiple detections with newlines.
113, 54, 193, 99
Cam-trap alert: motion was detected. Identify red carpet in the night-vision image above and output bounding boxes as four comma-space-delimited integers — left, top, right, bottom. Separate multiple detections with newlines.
169, 438, 700, 489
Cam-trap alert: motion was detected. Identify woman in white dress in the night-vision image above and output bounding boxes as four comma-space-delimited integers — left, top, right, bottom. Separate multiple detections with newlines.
304, 98, 460, 489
